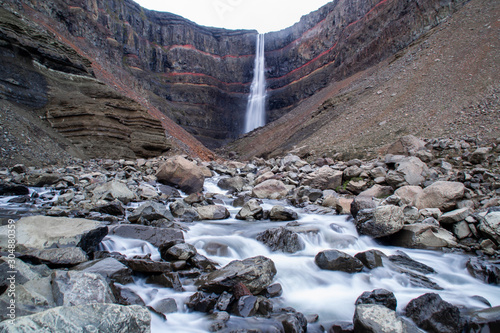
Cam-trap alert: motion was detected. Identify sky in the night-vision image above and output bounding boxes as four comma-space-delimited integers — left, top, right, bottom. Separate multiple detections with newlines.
134, 0, 333, 33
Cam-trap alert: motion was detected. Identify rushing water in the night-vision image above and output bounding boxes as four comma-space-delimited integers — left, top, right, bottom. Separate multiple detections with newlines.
244, 33, 266, 133
99, 175, 500, 332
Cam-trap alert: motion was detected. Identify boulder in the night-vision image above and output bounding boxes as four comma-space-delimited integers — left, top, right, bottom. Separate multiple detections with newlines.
355, 289, 397, 311
195, 256, 277, 294
150, 298, 177, 314
161, 243, 197, 261
169, 200, 201, 222
72, 258, 133, 284
354, 205, 404, 238
269, 205, 298, 221
415, 181, 465, 211
314, 250, 364, 273
128, 201, 173, 224
256, 227, 305, 253
0, 216, 107, 253
354, 304, 421, 333
346, 179, 369, 194
0, 282, 52, 320
23, 247, 88, 266
0, 304, 150, 332
302, 166, 343, 190
394, 186, 424, 206
354, 250, 386, 269
438, 207, 471, 225
478, 211, 500, 243
351, 196, 378, 219
469, 147, 491, 164
394, 156, 428, 186
405, 293, 464, 333
156, 155, 205, 194
217, 176, 245, 193
252, 179, 289, 199
92, 200, 125, 216
196, 205, 230, 220
92, 180, 135, 204
358, 185, 393, 198
51, 271, 115, 306
146, 272, 183, 291
186, 292, 218, 313
0, 183, 30, 196
108, 224, 184, 248
467, 306, 500, 333
236, 199, 264, 220
386, 135, 427, 156
388, 224, 458, 249
466, 257, 500, 285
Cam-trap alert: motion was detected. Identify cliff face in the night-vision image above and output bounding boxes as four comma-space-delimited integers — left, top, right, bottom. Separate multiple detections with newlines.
1, 0, 468, 154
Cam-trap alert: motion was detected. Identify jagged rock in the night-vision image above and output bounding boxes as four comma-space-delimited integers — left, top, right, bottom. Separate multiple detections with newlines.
415, 181, 465, 211
346, 179, 369, 194
190, 253, 218, 271
262, 283, 283, 298
92, 180, 135, 204
466, 257, 500, 285
350, 196, 378, 219
156, 156, 205, 194
186, 291, 218, 313
269, 205, 298, 221
184, 192, 205, 205
438, 207, 472, 225
355, 289, 397, 311
354, 205, 404, 238
128, 201, 173, 224
388, 223, 458, 249
161, 243, 197, 261
252, 179, 289, 199
302, 166, 343, 190
72, 257, 133, 284
23, 247, 88, 266
0, 215, 107, 253
146, 272, 183, 291
91, 200, 125, 216
169, 199, 201, 221
218, 176, 245, 193
150, 298, 177, 314
111, 283, 145, 306
273, 308, 308, 333
467, 306, 500, 333
234, 295, 259, 317
196, 205, 230, 220
478, 211, 500, 243
236, 198, 264, 220
51, 270, 115, 306
195, 256, 277, 294
124, 258, 172, 273
405, 293, 464, 333
354, 304, 421, 333
256, 226, 305, 253
108, 224, 184, 248
386, 135, 427, 156
354, 250, 386, 269
452, 221, 472, 239
315, 249, 364, 273
394, 185, 424, 206
388, 252, 435, 275
469, 147, 491, 164
0, 304, 150, 332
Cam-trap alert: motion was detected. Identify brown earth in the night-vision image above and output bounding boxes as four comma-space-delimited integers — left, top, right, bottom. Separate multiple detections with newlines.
224, 0, 499, 161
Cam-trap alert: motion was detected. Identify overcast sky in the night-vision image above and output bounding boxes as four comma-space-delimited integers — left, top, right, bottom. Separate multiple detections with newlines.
133, 0, 333, 33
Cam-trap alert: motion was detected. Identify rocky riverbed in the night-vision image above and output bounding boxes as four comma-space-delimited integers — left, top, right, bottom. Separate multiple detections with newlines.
0, 135, 499, 332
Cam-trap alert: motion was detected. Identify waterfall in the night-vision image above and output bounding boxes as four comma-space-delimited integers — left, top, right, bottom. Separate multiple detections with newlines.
244, 33, 266, 133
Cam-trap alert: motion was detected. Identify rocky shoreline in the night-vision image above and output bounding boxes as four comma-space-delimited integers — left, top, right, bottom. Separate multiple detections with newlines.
0, 135, 499, 332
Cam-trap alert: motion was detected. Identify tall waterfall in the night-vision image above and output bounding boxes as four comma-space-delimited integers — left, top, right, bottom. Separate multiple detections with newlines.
244, 33, 266, 133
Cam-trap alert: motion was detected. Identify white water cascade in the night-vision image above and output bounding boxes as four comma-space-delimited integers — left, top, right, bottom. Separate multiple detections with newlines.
244, 33, 266, 133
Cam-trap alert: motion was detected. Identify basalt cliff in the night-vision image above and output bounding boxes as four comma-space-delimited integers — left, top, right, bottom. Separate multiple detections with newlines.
1, 0, 497, 165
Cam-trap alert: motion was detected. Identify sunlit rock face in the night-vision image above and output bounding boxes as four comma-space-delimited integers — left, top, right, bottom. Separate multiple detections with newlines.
2, 0, 466, 149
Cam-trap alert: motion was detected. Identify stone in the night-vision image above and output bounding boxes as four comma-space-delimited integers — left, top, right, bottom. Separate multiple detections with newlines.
151, 297, 177, 314
415, 181, 465, 211
467, 306, 500, 333
0, 303, 150, 333
112, 284, 145, 306
108, 224, 184, 248
269, 205, 298, 221
0, 183, 30, 196
72, 257, 133, 284
234, 295, 259, 317
354, 205, 404, 238
314, 249, 364, 273
262, 283, 283, 298
438, 207, 471, 225
355, 289, 397, 311
92, 200, 125, 216
236, 198, 264, 220
128, 201, 173, 224
256, 226, 305, 253
162, 243, 197, 261
252, 179, 289, 199
405, 293, 464, 333
0, 216, 107, 253
195, 256, 277, 294
186, 292, 218, 313
23, 247, 88, 266
146, 272, 183, 291
335, 198, 354, 215
124, 258, 172, 273
169, 200, 201, 222
466, 257, 500, 285
452, 221, 472, 239
196, 205, 230, 220
386, 135, 427, 156
354, 250, 386, 269
388, 252, 435, 274
302, 166, 343, 190
51, 270, 115, 306
217, 176, 245, 193
354, 304, 421, 333
470, 147, 491, 164
394, 185, 423, 206
346, 179, 369, 194
358, 185, 393, 198
92, 180, 135, 204
156, 155, 205, 194
388, 223, 458, 249
478, 211, 500, 243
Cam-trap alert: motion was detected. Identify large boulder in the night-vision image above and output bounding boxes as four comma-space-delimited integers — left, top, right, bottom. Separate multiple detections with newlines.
51, 271, 115, 306
355, 289, 397, 311
269, 205, 298, 221
235, 199, 264, 220
388, 224, 458, 249
92, 180, 135, 204
393, 156, 428, 186
354, 304, 421, 333
256, 226, 304, 253
196, 205, 230, 220
23, 248, 89, 266
314, 249, 364, 273
107, 224, 184, 248
394, 185, 424, 206
0, 304, 150, 332
195, 256, 277, 294
301, 166, 343, 190
217, 176, 245, 193
415, 181, 465, 211
156, 156, 205, 194
354, 205, 404, 238
252, 179, 289, 200
405, 293, 464, 333
478, 211, 500, 243
0, 216, 107, 253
